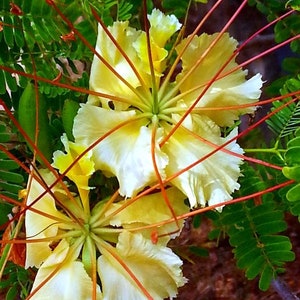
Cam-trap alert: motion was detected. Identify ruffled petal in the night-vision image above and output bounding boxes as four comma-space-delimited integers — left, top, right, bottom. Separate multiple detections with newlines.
193, 73, 262, 127
106, 187, 189, 240
52, 134, 95, 190
98, 231, 186, 300
148, 9, 181, 47
133, 33, 168, 77
176, 32, 262, 126
133, 9, 181, 76
30, 239, 102, 300
89, 9, 181, 111
73, 104, 168, 197
25, 170, 69, 268
163, 119, 243, 208
89, 21, 146, 110
73, 103, 136, 146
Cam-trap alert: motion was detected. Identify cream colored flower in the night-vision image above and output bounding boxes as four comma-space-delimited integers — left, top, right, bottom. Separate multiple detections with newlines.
73, 106, 168, 197
25, 165, 188, 299
73, 9, 263, 208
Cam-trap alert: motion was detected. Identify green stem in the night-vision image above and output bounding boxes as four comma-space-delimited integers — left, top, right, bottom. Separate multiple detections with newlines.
244, 148, 285, 154
244, 147, 285, 160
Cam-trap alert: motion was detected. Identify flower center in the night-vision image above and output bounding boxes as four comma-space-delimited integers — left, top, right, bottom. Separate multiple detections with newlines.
140, 84, 176, 126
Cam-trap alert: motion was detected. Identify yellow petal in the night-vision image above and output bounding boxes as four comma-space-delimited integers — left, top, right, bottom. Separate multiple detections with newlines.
133, 9, 181, 77
89, 9, 181, 110
29, 239, 102, 300
176, 32, 262, 126
106, 187, 189, 240
25, 170, 69, 268
133, 33, 168, 77
52, 134, 95, 191
163, 121, 243, 208
89, 21, 146, 110
148, 9, 181, 47
98, 231, 186, 300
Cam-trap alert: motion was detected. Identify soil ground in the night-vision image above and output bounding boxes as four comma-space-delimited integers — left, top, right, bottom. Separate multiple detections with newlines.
174, 214, 300, 300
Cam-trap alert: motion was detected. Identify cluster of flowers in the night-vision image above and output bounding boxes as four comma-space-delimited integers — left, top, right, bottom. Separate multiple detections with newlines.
25, 9, 262, 299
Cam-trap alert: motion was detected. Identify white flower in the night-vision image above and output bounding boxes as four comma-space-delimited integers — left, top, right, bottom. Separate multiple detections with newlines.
25, 165, 188, 299
73, 9, 263, 208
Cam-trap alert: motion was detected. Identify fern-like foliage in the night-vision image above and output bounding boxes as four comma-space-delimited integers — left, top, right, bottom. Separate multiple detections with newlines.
0, 119, 25, 226
281, 128, 300, 218
206, 163, 295, 291
247, 0, 300, 128
248, 0, 300, 97
248, 0, 300, 51
266, 76, 300, 140
226, 202, 294, 291
89, 0, 136, 24
0, 0, 139, 108
207, 200, 295, 291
